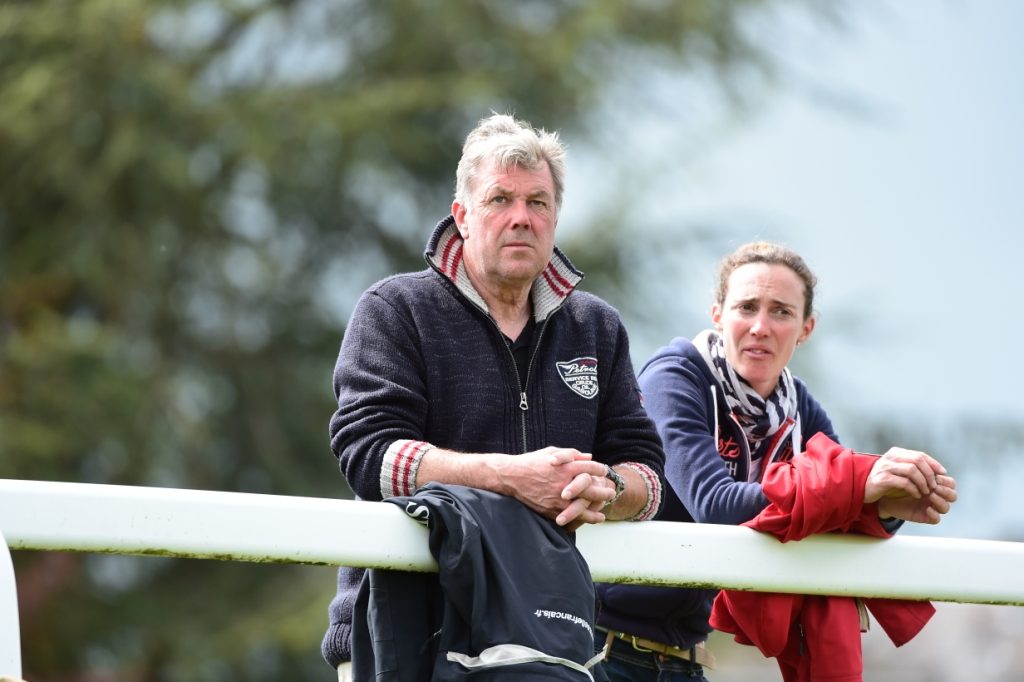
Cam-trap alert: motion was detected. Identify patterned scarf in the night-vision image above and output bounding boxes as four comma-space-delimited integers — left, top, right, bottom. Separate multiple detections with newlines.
694, 329, 798, 449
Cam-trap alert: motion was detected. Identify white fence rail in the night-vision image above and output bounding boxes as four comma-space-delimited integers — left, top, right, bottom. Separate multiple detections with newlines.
2, 478, 1024, 677
1, 528, 20, 678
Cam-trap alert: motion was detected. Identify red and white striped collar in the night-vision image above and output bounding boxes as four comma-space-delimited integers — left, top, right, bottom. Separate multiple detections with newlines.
424, 215, 584, 322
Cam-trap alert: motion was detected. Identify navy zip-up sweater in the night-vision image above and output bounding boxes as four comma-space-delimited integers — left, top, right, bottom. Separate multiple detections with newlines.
323, 216, 665, 667
595, 336, 836, 650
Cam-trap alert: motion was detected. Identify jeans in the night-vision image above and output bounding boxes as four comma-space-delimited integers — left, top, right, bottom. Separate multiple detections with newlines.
597, 633, 710, 682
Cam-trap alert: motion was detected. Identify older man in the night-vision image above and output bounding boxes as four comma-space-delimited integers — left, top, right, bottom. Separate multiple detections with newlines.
322, 113, 665, 679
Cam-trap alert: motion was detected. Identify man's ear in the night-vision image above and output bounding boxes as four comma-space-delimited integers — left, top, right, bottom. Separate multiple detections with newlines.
452, 201, 468, 238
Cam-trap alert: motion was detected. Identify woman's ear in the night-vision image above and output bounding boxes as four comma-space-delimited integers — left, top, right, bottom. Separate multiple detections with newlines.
799, 314, 817, 345
711, 303, 723, 331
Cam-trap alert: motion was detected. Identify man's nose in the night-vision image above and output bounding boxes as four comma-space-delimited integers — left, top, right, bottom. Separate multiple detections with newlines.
510, 199, 532, 227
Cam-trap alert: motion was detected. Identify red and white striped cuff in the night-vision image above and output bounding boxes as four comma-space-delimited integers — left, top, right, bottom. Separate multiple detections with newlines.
619, 462, 662, 522
381, 440, 434, 498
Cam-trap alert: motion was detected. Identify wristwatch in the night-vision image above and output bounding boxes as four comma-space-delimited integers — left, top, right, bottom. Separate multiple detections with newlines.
603, 464, 626, 507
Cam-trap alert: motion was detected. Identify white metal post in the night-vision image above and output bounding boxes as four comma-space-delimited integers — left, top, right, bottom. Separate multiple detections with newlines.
0, 529, 22, 679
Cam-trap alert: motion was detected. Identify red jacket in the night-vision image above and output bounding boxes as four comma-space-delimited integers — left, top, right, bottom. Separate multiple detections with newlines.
709, 433, 935, 682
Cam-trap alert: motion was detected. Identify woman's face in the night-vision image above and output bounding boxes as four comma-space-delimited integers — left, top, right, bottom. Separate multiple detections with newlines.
712, 263, 816, 398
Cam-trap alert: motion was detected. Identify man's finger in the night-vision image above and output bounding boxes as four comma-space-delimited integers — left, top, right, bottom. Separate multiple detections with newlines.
558, 459, 608, 480
558, 495, 610, 527
560, 472, 587, 500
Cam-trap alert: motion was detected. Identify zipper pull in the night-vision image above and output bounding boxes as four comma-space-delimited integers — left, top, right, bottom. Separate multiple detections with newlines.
519, 392, 529, 410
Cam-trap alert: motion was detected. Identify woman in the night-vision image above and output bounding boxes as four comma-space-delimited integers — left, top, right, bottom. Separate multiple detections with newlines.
595, 241, 957, 681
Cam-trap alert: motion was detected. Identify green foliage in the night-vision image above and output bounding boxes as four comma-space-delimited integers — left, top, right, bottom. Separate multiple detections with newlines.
1, 0, 834, 678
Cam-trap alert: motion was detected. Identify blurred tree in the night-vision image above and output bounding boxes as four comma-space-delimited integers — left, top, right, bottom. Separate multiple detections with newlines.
0, 0, 849, 679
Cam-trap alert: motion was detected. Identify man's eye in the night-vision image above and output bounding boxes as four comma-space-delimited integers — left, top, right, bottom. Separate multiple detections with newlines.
490, 195, 507, 204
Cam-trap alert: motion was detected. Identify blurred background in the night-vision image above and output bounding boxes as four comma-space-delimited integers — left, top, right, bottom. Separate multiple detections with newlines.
1, 0, 1020, 680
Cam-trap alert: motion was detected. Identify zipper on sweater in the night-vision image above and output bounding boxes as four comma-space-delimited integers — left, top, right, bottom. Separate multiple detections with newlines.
515, 320, 549, 450
520, 319, 548, 413
494, 318, 550, 452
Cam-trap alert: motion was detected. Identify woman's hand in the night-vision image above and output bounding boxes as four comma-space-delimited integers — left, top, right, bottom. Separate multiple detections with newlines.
865, 447, 958, 524
878, 474, 958, 524
864, 447, 946, 503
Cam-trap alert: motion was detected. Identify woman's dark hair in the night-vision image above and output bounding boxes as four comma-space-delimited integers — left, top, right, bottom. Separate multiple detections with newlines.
715, 241, 817, 319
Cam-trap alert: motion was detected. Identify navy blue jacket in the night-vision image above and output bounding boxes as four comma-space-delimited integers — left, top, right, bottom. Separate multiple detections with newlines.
323, 216, 665, 666
350, 484, 609, 681
595, 336, 836, 650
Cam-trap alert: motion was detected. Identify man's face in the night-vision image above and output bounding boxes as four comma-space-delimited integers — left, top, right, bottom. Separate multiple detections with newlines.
452, 161, 557, 294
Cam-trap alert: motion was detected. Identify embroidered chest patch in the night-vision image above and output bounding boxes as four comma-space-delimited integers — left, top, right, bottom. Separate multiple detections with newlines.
556, 357, 599, 399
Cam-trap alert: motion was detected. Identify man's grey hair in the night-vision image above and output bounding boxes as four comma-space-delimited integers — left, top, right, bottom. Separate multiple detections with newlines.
454, 113, 567, 213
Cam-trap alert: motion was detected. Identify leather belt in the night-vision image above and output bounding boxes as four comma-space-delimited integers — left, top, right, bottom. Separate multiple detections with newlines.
604, 629, 717, 669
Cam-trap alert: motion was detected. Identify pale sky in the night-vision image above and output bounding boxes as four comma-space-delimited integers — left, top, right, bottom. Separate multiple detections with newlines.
571, 0, 1024, 421
683, 0, 1023, 420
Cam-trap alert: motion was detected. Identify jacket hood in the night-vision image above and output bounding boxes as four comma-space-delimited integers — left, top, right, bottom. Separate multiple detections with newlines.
640, 336, 719, 389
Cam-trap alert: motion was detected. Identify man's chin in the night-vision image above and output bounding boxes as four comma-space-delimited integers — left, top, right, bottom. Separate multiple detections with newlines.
498, 263, 546, 284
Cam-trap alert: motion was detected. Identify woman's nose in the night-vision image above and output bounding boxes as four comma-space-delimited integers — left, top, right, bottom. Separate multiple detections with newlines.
750, 314, 769, 336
